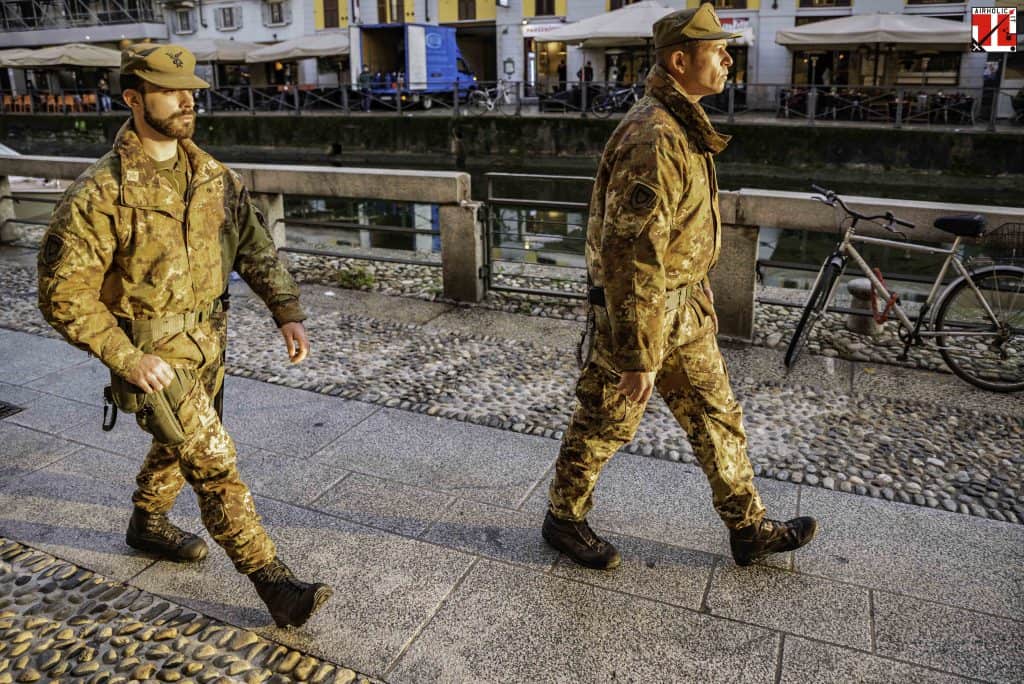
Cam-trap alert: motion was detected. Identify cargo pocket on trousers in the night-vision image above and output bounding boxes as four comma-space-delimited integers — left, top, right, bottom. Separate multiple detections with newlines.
136, 367, 196, 446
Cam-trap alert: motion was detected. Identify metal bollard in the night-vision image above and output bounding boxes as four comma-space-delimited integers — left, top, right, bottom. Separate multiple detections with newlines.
846, 278, 882, 336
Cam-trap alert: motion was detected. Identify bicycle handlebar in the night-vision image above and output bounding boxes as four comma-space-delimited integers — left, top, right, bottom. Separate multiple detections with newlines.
811, 184, 916, 231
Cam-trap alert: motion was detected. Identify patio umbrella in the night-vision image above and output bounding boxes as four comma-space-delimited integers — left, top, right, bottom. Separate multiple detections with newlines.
776, 13, 970, 49
7, 43, 121, 68
535, 0, 674, 48
245, 31, 349, 63
184, 38, 262, 63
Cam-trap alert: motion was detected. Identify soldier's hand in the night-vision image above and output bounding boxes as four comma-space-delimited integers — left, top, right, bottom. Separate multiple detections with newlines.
703, 281, 719, 334
618, 371, 655, 404
280, 322, 309, 364
128, 354, 175, 394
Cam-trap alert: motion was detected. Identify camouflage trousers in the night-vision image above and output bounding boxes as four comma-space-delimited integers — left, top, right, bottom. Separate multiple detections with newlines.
130, 318, 276, 575
549, 300, 765, 531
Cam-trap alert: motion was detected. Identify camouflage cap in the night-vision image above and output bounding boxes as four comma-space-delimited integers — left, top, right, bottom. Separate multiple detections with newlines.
653, 4, 741, 50
121, 44, 210, 90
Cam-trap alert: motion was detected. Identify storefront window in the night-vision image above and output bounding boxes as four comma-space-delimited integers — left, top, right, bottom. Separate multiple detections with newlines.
894, 51, 961, 86
527, 38, 566, 94
791, 50, 853, 86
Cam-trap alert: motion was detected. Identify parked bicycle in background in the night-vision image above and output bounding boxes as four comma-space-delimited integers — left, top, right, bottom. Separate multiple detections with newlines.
785, 185, 1023, 392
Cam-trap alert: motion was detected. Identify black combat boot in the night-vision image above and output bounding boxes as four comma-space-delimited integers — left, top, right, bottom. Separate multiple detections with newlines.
542, 510, 621, 570
126, 508, 208, 562
730, 516, 818, 566
247, 558, 333, 628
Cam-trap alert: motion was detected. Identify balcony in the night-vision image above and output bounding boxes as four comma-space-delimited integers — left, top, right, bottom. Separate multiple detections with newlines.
0, 0, 167, 46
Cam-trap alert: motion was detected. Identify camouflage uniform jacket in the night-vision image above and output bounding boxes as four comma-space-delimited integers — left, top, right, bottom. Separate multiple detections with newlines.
587, 64, 730, 373
38, 120, 305, 379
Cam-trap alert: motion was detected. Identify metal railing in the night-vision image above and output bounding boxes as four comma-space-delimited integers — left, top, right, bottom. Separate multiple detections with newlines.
484, 172, 591, 299
3, 80, 1021, 129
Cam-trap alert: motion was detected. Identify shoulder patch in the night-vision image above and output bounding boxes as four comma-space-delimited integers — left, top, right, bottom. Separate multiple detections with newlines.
40, 231, 65, 268
628, 182, 657, 211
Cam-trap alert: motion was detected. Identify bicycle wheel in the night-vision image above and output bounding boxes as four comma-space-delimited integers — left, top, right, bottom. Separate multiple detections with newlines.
933, 265, 1024, 392
785, 259, 842, 368
496, 91, 516, 115
468, 90, 490, 116
591, 94, 615, 118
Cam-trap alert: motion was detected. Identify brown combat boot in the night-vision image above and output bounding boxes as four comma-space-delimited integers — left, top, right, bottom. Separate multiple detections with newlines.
730, 516, 818, 566
542, 510, 621, 570
247, 558, 333, 628
126, 508, 208, 562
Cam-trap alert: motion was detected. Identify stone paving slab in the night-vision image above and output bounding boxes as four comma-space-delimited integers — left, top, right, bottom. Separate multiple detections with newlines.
0, 332, 87, 386
312, 408, 555, 509
796, 485, 1024, 619
0, 422, 80, 482
0, 381, 95, 435
706, 563, 872, 651
312, 472, 456, 538
386, 558, 781, 684
548, 531, 715, 612
0, 538, 370, 684
873, 590, 1024, 683
779, 637, 973, 684
224, 390, 379, 458
0, 447, 194, 583
235, 446, 351, 508
132, 497, 476, 679
420, 496, 560, 571
24, 356, 110, 405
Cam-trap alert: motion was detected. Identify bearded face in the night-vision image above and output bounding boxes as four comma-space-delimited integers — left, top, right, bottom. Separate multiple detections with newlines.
134, 83, 197, 140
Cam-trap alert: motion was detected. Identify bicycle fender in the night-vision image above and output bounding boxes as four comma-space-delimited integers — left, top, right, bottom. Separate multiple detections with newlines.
930, 263, 1024, 327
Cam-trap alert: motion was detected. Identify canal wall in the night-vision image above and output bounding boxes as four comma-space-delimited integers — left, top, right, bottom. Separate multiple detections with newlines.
2, 113, 1021, 205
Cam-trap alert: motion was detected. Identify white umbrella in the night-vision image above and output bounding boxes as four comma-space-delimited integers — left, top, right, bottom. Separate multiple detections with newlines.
776, 13, 970, 49
183, 38, 263, 63
535, 0, 674, 48
8, 43, 121, 68
245, 31, 349, 63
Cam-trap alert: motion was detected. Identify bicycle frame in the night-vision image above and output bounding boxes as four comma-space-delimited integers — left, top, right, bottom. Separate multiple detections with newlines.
818, 225, 1003, 343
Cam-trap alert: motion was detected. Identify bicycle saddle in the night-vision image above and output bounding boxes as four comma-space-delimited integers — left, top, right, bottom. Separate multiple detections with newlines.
934, 214, 987, 237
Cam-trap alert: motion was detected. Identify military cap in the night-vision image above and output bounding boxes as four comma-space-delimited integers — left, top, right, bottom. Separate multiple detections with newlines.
121, 43, 210, 89
653, 3, 740, 50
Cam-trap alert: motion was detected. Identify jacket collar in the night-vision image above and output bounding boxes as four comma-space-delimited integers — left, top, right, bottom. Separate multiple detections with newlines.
114, 119, 225, 213
644, 65, 731, 155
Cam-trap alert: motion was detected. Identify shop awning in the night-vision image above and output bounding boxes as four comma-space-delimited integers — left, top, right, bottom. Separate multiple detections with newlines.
535, 0, 673, 48
0, 48, 35, 68
184, 38, 263, 63
775, 13, 970, 49
5, 43, 121, 68
245, 31, 349, 63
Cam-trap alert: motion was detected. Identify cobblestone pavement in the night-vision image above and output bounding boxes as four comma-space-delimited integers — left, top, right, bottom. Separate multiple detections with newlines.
1, 251, 1021, 524
0, 539, 372, 684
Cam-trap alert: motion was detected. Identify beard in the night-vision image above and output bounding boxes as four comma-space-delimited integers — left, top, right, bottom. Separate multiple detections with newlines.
143, 105, 195, 140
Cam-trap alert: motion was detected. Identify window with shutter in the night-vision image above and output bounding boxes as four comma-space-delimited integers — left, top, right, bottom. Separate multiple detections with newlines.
324, 0, 339, 27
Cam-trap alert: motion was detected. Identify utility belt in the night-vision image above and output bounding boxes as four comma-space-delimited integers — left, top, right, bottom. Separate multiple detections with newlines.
115, 298, 223, 347
576, 283, 697, 370
103, 296, 228, 442
587, 282, 696, 312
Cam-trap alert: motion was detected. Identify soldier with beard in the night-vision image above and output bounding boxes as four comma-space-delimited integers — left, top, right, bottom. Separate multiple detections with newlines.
37, 45, 332, 628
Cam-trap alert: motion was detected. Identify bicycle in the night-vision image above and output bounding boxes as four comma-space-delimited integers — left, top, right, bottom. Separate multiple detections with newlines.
468, 80, 515, 116
784, 185, 1024, 392
591, 83, 642, 118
